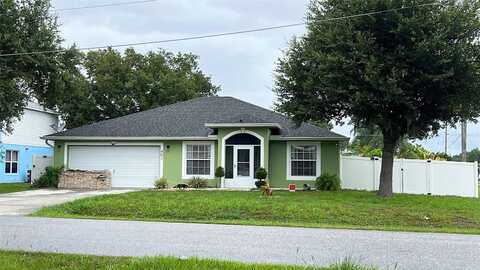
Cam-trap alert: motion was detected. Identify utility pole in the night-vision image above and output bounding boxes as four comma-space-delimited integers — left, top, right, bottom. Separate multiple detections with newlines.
461, 121, 467, 162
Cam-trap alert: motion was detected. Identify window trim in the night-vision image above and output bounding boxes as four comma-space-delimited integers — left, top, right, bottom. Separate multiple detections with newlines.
286, 142, 321, 181
182, 141, 215, 179
4, 150, 19, 175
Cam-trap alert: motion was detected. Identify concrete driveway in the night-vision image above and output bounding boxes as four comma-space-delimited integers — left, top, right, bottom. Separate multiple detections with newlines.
0, 189, 132, 216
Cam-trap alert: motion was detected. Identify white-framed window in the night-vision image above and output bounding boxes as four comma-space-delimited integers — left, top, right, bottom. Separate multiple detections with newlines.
287, 142, 321, 180
5, 150, 19, 174
182, 141, 215, 179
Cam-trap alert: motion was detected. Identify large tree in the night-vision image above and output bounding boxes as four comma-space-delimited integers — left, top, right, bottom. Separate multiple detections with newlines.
46, 48, 220, 128
0, 0, 69, 133
275, 0, 480, 196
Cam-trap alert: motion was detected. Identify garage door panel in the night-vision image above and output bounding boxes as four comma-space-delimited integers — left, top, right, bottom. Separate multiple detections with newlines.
68, 145, 162, 188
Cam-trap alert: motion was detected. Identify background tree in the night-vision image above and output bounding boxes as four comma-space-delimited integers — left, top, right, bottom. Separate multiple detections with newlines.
0, 0, 71, 133
275, 0, 480, 197
47, 48, 220, 128
451, 148, 480, 162
349, 126, 447, 160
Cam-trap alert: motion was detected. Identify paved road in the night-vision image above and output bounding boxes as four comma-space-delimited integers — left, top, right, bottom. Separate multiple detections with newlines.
0, 217, 479, 270
0, 189, 132, 215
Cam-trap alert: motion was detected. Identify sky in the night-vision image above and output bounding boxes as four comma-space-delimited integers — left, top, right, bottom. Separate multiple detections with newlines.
50, 0, 479, 155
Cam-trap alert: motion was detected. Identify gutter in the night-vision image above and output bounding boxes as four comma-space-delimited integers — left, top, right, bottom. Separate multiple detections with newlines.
42, 135, 349, 141
41, 136, 219, 141
44, 139, 54, 148
204, 123, 282, 128
269, 136, 350, 141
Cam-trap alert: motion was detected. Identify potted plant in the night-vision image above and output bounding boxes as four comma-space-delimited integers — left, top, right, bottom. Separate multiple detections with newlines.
215, 166, 225, 188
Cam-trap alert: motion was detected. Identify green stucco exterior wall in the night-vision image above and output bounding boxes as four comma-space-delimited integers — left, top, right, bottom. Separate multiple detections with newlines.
162, 140, 219, 186
268, 140, 340, 188
162, 141, 183, 185
52, 133, 341, 189
53, 141, 65, 167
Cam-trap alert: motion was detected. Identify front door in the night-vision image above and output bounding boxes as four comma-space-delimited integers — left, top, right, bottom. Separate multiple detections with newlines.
234, 146, 254, 178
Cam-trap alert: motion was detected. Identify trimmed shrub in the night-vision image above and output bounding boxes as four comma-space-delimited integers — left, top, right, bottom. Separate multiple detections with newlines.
154, 178, 168, 189
215, 167, 225, 179
215, 166, 225, 188
254, 167, 268, 189
188, 177, 208, 188
255, 167, 268, 180
33, 166, 64, 188
315, 173, 341, 191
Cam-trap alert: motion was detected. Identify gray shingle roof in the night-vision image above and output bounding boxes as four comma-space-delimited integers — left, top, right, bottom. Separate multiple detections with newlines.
47, 96, 347, 139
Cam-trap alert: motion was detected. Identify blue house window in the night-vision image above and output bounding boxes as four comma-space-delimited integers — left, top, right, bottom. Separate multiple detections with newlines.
5, 150, 19, 174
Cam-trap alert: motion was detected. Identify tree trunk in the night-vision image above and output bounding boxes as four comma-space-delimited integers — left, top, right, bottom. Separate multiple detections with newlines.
377, 135, 397, 197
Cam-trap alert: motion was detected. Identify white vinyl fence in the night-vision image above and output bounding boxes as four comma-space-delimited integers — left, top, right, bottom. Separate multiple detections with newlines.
341, 156, 479, 198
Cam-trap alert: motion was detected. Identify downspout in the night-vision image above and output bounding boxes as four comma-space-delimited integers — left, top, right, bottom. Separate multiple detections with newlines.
44, 139, 54, 148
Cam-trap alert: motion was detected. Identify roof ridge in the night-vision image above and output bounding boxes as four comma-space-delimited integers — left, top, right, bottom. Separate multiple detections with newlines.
224, 96, 289, 119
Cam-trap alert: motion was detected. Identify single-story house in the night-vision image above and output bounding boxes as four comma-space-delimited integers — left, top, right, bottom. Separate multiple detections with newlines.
43, 96, 348, 188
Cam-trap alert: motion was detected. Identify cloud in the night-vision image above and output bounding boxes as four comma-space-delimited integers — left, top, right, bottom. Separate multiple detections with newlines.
52, 0, 308, 109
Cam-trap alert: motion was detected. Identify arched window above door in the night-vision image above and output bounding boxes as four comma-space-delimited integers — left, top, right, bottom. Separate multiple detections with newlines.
225, 133, 261, 145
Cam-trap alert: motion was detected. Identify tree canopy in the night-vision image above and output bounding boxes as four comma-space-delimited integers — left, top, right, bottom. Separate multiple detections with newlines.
0, 0, 69, 133
1, 1, 219, 131
274, 0, 480, 196
44, 48, 220, 128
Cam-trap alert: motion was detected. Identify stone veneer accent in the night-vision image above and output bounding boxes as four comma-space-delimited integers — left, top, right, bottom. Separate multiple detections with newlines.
58, 170, 112, 190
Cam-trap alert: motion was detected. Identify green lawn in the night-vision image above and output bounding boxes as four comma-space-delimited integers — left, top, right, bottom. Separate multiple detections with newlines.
0, 183, 33, 194
0, 251, 372, 270
34, 190, 480, 234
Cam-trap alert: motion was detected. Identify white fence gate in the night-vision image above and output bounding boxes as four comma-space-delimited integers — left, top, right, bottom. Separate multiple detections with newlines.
31, 155, 53, 183
341, 156, 478, 198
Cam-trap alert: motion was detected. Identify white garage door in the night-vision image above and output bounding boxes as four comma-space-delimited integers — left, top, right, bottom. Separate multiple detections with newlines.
68, 145, 162, 188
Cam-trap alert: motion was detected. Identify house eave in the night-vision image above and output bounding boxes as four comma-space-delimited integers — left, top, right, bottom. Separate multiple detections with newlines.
204, 123, 282, 128
270, 136, 349, 141
41, 136, 218, 141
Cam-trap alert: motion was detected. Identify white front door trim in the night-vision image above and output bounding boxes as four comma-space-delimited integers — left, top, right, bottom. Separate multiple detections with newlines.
221, 130, 264, 188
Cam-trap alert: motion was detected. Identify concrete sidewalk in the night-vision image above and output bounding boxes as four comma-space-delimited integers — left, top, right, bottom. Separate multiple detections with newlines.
0, 216, 479, 269
0, 189, 132, 215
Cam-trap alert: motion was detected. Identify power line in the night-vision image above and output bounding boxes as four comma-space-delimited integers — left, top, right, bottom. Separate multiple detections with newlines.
0, 2, 441, 58
51, 0, 161, 12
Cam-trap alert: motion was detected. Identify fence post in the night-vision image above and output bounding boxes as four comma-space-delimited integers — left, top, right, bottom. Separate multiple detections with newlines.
372, 156, 380, 190
426, 159, 432, 195
474, 161, 478, 198
400, 158, 405, 193
371, 157, 376, 190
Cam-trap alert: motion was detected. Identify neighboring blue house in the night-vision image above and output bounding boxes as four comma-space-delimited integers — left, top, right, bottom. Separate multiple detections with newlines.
0, 103, 59, 183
